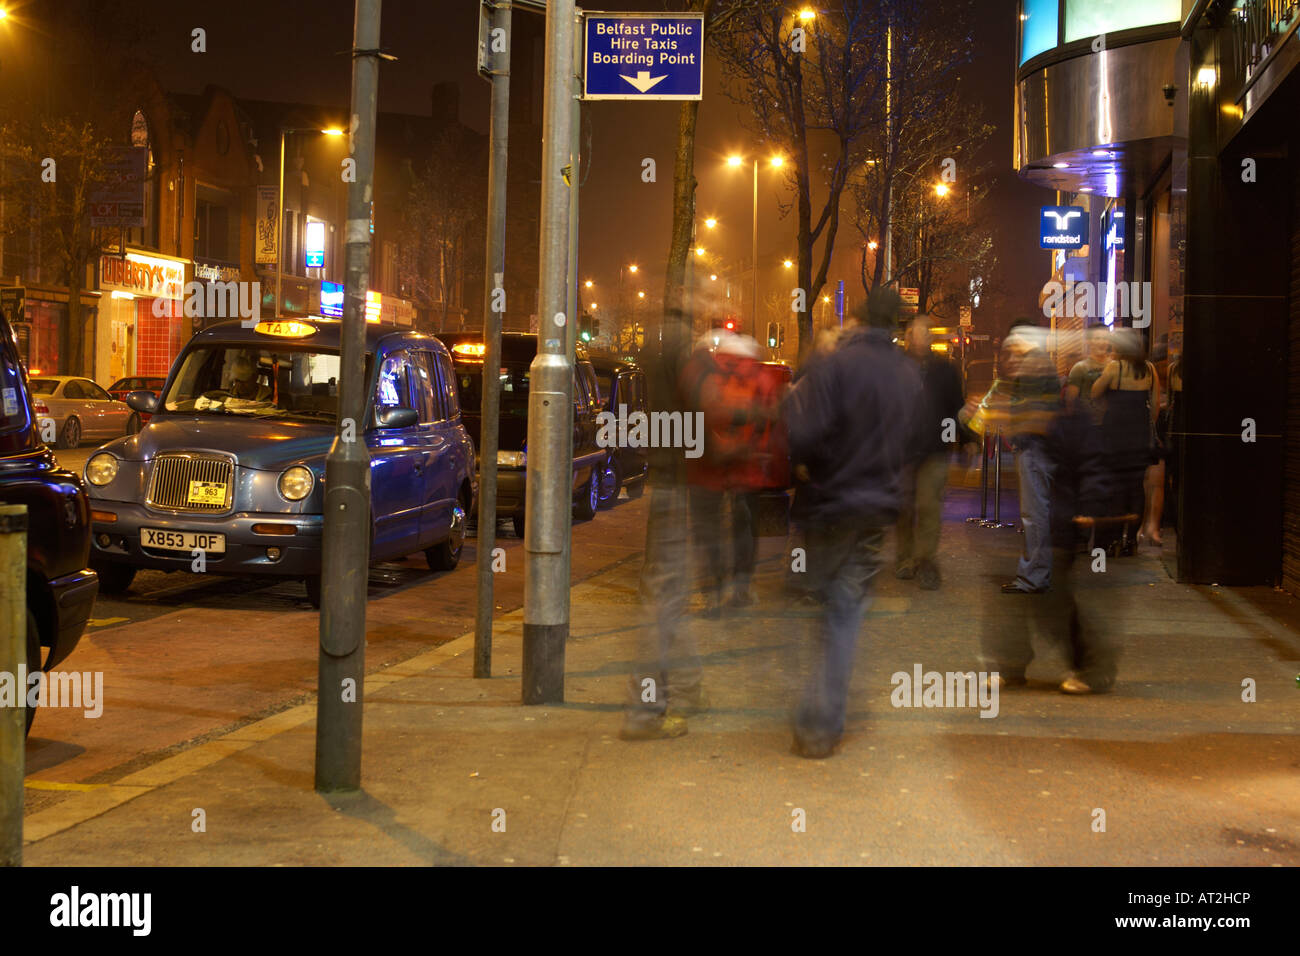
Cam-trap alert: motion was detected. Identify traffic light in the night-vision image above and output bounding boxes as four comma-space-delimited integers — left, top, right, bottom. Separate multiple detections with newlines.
579, 312, 594, 342
766, 321, 778, 348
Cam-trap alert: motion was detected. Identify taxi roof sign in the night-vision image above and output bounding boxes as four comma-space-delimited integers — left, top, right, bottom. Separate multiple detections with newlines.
254, 320, 317, 338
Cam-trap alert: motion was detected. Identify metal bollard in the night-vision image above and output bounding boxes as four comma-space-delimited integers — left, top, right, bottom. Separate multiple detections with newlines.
1, 504, 27, 867
966, 433, 989, 524
982, 428, 1013, 529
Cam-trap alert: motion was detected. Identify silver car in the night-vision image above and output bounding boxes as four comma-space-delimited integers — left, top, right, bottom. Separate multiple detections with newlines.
30, 375, 140, 448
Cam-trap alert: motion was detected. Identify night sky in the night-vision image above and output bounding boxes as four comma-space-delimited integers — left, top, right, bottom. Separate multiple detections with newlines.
108, 0, 1048, 331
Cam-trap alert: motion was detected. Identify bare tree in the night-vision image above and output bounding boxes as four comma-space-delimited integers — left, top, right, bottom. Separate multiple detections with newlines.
846, 0, 982, 304
712, 1, 886, 357
0, 119, 118, 375
398, 127, 485, 331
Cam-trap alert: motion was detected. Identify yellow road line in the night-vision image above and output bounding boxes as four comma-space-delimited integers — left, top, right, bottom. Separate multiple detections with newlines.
25, 779, 107, 792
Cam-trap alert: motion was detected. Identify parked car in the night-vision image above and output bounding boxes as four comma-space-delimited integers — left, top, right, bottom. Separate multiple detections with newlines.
0, 312, 98, 735
587, 351, 648, 504
106, 376, 166, 425
440, 332, 612, 538
83, 318, 477, 607
30, 375, 140, 448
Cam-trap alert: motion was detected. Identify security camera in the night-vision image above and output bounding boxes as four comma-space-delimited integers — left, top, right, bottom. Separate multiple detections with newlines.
1162, 83, 1177, 105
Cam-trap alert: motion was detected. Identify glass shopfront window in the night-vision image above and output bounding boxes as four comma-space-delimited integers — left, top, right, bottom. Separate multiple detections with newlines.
1020, 0, 1059, 65
1020, 0, 1183, 66
1063, 0, 1182, 43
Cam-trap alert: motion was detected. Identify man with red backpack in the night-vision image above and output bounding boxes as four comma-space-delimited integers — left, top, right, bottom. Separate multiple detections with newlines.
680, 331, 784, 614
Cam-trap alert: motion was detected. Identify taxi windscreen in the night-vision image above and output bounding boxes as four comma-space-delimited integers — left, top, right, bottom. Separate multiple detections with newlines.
162, 344, 354, 422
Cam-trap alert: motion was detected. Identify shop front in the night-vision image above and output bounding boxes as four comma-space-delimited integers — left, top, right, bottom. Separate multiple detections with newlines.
96, 250, 188, 386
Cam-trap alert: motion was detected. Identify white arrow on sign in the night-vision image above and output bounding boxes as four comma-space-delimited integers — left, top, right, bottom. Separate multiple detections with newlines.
620, 71, 668, 93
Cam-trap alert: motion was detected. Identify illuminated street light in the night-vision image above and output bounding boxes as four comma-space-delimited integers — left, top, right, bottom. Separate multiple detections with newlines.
704, 217, 718, 229
584, 279, 593, 288
783, 259, 794, 269
321, 128, 345, 137
628, 264, 639, 273
799, 8, 817, 20
710, 274, 718, 281
727, 155, 744, 167
770, 155, 784, 168
637, 291, 646, 299
695, 247, 705, 256
868, 240, 879, 251
590, 302, 598, 310
934, 183, 951, 197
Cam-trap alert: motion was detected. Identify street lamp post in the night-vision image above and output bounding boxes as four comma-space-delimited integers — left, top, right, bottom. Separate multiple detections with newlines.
727, 154, 782, 339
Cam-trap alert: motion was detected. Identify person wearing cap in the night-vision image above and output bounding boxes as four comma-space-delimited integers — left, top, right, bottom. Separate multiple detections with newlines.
783, 285, 925, 758
967, 319, 1062, 593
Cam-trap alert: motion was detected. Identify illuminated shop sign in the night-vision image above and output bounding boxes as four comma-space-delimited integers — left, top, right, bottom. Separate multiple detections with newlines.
1040, 206, 1089, 249
320, 281, 344, 318
305, 220, 326, 269
99, 252, 185, 299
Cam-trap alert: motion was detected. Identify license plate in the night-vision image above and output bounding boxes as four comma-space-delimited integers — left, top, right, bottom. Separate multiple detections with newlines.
141, 528, 226, 553
187, 480, 227, 505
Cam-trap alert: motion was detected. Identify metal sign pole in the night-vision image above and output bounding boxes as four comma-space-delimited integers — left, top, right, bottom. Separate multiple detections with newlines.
522, 0, 576, 705
315, 0, 381, 792
474, 0, 512, 678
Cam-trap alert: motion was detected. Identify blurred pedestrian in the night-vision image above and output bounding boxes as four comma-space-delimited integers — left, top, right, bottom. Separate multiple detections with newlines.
1090, 328, 1159, 551
1065, 324, 1111, 422
679, 331, 782, 612
980, 399, 1122, 695
896, 316, 965, 590
622, 311, 701, 741
783, 286, 923, 758
967, 319, 1062, 593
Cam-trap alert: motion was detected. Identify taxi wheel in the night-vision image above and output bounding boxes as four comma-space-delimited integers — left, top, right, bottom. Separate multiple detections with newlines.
427, 495, 468, 571
95, 562, 136, 596
596, 455, 620, 510
305, 575, 323, 609
25, 610, 40, 736
573, 469, 598, 522
58, 416, 81, 449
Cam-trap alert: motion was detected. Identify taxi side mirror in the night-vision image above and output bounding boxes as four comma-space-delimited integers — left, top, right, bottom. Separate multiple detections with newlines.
375, 405, 419, 429
126, 390, 159, 414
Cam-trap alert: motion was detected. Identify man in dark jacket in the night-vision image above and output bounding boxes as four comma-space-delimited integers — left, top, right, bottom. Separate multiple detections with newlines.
783, 287, 924, 757
896, 316, 966, 590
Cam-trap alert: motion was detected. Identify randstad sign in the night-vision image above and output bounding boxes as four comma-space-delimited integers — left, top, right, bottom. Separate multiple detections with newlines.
1039, 206, 1088, 249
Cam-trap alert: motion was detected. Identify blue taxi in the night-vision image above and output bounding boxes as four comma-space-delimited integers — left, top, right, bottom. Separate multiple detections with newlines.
83, 318, 477, 606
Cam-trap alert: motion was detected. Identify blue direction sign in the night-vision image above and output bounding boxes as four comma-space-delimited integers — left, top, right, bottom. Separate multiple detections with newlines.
1039, 205, 1089, 249
583, 12, 704, 101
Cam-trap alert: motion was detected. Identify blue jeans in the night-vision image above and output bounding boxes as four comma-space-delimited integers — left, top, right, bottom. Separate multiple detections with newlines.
1013, 442, 1056, 591
793, 520, 886, 749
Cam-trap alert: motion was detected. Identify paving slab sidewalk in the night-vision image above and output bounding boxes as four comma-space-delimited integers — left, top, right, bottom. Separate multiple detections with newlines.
22, 490, 1300, 866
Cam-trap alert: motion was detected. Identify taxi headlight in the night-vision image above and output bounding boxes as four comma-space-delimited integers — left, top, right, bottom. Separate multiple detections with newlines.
86, 453, 119, 486
278, 465, 315, 501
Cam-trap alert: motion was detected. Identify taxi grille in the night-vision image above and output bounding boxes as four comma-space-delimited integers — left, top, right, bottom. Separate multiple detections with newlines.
146, 454, 233, 513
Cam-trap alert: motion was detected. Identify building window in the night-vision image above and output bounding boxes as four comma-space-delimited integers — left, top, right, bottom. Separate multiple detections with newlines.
194, 184, 240, 263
